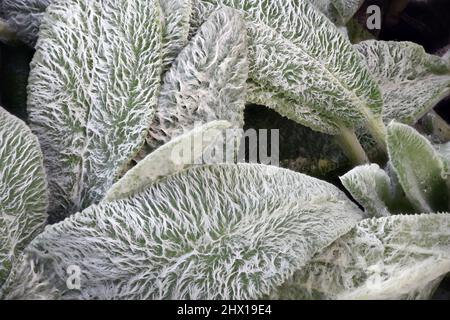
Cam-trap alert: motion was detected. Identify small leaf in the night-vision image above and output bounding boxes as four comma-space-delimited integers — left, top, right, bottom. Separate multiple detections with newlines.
26, 164, 362, 299
104, 120, 232, 202
28, 0, 163, 219
146, 7, 248, 153
341, 164, 416, 217
0, 107, 48, 287
268, 213, 450, 300
387, 122, 449, 213
355, 41, 450, 125
340, 164, 393, 218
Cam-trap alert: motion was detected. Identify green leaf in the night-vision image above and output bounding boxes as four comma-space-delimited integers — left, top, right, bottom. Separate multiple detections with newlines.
308, 0, 364, 25
387, 122, 449, 213
247, 81, 340, 135
146, 7, 248, 153
341, 164, 416, 217
340, 164, 393, 218
355, 41, 450, 125
268, 213, 450, 300
104, 120, 232, 202
26, 164, 362, 299
28, 0, 163, 219
191, 0, 384, 140
160, 0, 192, 71
0, 107, 48, 287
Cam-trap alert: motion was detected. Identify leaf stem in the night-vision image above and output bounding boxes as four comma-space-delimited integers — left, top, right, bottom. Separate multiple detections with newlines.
335, 126, 369, 166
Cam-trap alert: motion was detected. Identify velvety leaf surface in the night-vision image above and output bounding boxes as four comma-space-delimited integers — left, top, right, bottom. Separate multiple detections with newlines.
104, 121, 231, 202
387, 122, 449, 213
0, 107, 48, 287
355, 41, 450, 125
28, 0, 163, 218
26, 164, 362, 299
268, 213, 450, 300
191, 0, 383, 133
146, 7, 248, 153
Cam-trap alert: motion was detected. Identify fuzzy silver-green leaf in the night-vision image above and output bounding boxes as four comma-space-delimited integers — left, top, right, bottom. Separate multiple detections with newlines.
146, 7, 248, 153
104, 120, 232, 202
387, 122, 449, 213
269, 213, 450, 300
355, 41, 450, 124
340, 164, 393, 218
28, 0, 163, 219
0, 107, 48, 287
26, 164, 362, 299
191, 0, 383, 132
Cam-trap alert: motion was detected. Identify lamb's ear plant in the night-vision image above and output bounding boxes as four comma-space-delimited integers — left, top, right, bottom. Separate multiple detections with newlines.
104, 120, 232, 202
267, 213, 450, 300
355, 40, 450, 125
159, 0, 192, 71
27, 0, 163, 220
342, 122, 450, 217
191, 0, 387, 164
0, 107, 48, 289
22, 164, 363, 299
145, 7, 248, 154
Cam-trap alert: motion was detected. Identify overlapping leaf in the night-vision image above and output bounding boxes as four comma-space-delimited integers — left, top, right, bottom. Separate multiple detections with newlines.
146, 7, 248, 153
25, 164, 362, 299
268, 213, 450, 300
355, 41, 450, 124
341, 164, 393, 218
28, 0, 163, 219
104, 121, 232, 202
341, 163, 415, 217
387, 122, 449, 213
247, 81, 340, 135
0, 107, 48, 288
191, 0, 384, 139
160, 0, 192, 70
